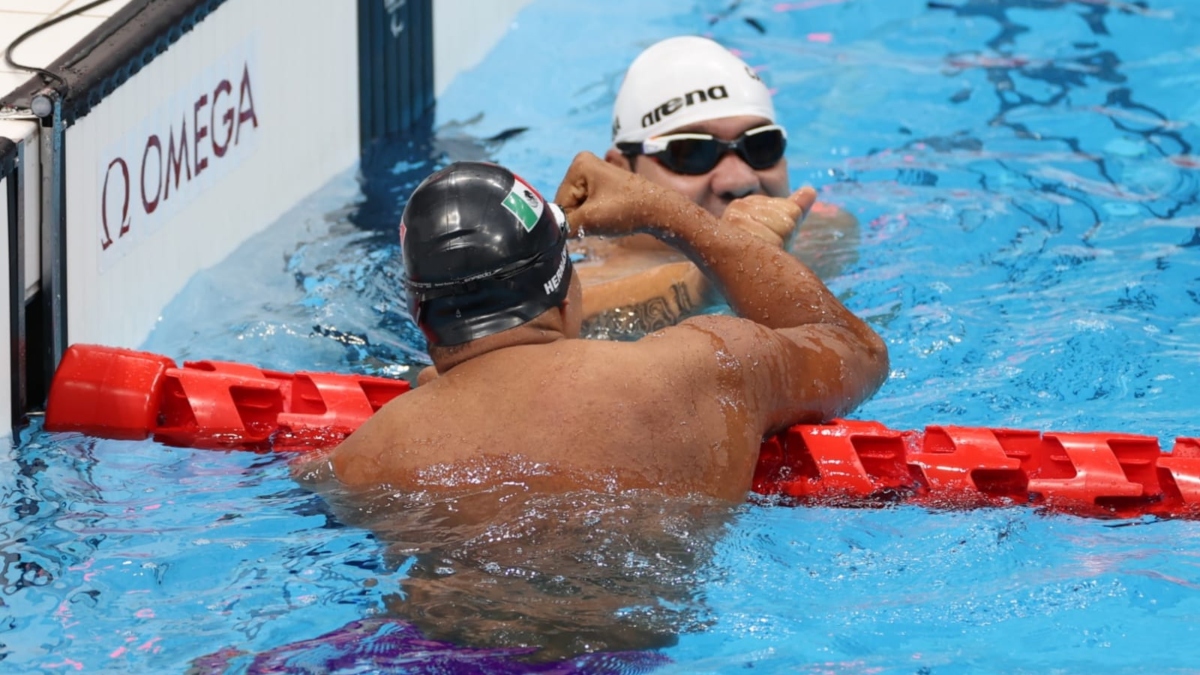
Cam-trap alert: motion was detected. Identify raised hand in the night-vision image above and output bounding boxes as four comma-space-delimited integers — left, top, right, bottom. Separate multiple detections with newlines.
719, 187, 816, 248
554, 151, 697, 238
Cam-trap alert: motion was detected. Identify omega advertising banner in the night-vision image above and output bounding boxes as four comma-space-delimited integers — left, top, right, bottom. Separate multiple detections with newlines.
96, 41, 259, 271
63, 0, 358, 350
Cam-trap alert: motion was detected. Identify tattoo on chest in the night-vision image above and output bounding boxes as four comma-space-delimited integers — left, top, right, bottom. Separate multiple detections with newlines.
672, 281, 697, 314
582, 282, 698, 340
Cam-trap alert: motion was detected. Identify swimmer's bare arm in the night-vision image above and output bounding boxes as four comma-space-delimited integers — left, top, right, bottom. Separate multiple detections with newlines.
574, 200, 854, 330
668, 194, 885, 427
571, 196, 796, 332
557, 152, 888, 428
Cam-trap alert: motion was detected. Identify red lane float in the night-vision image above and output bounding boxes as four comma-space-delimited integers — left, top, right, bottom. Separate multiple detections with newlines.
751, 421, 1200, 519
45, 344, 409, 451
45, 344, 1200, 519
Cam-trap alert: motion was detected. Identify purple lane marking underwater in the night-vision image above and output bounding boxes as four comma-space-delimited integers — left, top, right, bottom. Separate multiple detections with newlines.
190, 618, 670, 674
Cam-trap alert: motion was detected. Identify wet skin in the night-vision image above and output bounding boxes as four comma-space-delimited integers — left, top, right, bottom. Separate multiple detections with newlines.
316, 153, 887, 501
577, 115, 861, 335
298, 154, 888, 659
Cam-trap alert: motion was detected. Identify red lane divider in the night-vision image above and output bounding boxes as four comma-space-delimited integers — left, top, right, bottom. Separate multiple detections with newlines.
46, 344, 409, 451
45, 344, 1200, 519
751, 421, 1200, 519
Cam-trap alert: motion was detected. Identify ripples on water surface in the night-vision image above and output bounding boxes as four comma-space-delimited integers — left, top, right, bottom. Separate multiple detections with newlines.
5, 0, 1200, 672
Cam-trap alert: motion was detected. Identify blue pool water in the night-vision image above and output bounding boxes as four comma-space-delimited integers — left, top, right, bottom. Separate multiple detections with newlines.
5, 0, 1200, 672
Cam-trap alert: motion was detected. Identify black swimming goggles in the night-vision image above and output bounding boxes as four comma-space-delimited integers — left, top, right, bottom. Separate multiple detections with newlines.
616, 124, 787, 176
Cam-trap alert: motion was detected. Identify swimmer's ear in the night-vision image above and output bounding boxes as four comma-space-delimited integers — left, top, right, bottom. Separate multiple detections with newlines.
604, 147, 633, 171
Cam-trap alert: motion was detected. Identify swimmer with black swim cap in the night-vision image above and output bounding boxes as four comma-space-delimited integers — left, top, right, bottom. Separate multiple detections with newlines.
325, 151, 886, 500
402, 161, 574, 347
313, 152, 887, 659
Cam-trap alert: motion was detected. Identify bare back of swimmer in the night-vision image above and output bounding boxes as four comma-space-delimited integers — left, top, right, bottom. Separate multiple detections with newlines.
319, 153, 888, 502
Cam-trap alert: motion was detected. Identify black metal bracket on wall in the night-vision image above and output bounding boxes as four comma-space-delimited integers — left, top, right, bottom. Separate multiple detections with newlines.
2, 135, 24, 433
38, 95, 66, 416
358, 0, 434, 149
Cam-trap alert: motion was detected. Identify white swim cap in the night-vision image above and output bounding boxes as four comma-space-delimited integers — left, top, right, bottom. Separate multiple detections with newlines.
612, 36, 776, 144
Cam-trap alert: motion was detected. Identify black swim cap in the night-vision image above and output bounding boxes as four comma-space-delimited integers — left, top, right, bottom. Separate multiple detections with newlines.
401, 162, 573, 347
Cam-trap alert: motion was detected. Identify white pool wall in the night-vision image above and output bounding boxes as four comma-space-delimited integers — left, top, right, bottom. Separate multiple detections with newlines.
434, 0, 533, 98
1, 0, 535, 440
65, 0, 359, 350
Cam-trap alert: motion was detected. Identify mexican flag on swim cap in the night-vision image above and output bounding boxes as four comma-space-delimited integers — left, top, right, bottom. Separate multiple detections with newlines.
612, 36, 776, 144
400, 162, 572, 347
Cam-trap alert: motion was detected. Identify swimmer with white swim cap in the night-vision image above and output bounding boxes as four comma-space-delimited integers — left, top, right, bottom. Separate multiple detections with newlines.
571, 36, 860, 337
610, 35, 785, 215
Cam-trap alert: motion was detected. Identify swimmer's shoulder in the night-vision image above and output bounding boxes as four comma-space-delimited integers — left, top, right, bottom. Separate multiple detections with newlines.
594, 315, 763, 375
641, 314, 793, 376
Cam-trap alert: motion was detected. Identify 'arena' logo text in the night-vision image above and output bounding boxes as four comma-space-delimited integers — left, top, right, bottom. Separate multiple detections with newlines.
100, 61, 259, 252
640, 85, 728, 128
